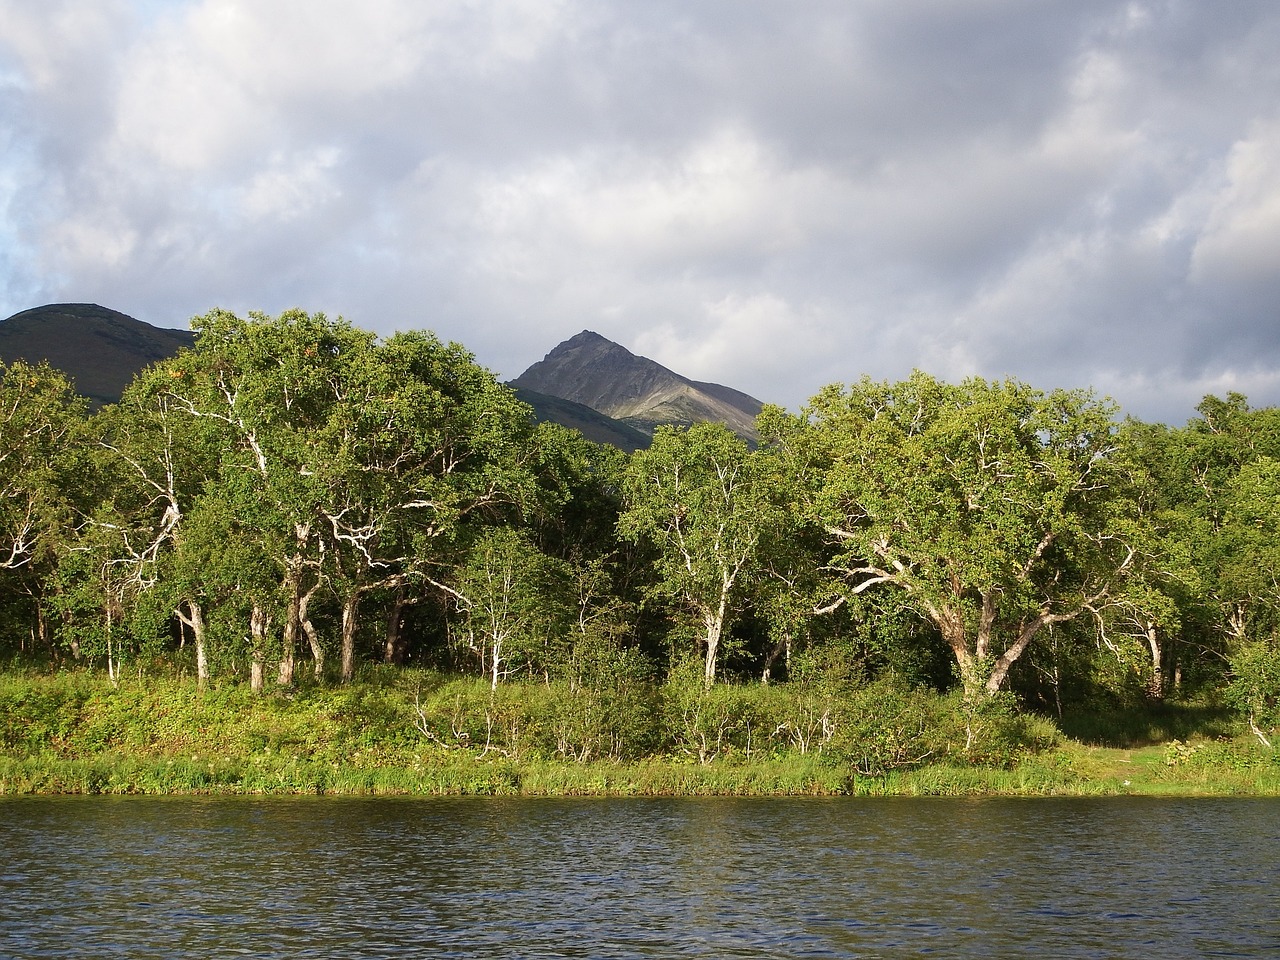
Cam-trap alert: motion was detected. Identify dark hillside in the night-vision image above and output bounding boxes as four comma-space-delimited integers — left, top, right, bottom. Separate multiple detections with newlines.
511, 386, 651, 452
0, 303, 194, 406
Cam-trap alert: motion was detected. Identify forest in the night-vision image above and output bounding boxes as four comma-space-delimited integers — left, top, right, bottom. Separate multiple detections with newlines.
2, 308, 1279, 789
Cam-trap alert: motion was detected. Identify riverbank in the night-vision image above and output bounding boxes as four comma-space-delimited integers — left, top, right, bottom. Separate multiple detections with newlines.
5, 742, 1278, 798
3, 669, 1277, 798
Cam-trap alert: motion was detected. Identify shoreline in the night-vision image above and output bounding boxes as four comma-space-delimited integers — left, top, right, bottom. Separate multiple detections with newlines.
4, 745, 1278, 799
4, 669, 1277, 799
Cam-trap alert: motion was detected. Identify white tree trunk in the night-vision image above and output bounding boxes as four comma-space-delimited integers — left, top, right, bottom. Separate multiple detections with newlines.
1146, 620, 1164, 700
249, 603, 271, 694
278, 578, 300, 687
299, 584, 324, 680
176, 599, 209, 688
703, 591, 729, 688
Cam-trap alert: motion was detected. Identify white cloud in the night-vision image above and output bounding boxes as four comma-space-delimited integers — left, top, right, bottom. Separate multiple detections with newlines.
473, 127, 847, 272
1191, 117, 1280, 288
3, 0, 1280, 423
233, 147, 344, 224
634, 292, 831, 398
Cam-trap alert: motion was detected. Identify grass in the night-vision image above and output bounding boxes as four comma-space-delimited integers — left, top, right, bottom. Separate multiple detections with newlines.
1, 668, 1276, 798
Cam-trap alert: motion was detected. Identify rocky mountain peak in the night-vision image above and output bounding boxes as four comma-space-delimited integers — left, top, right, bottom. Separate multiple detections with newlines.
512, 331, 763, 442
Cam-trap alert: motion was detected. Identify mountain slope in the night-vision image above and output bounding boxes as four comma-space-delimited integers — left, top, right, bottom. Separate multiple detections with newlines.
0, 303, 193, 406
510, 331, 763, 441
510, 386, 652, 452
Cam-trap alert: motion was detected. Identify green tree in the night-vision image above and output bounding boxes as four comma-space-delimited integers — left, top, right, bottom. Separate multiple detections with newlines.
1227, 639, 1280, 747
1122, 396, 1280, 698
1179, 396, 1280, 646
180, 309, 371, 687
351, 329, 542, 678
1217, 456, 1280, 642
444, 527, 572, 689
522, 422, 652, 685
0, 361, 87, 655
618, 423, 787, 687
125, 309, 547, 687
1080, 419, 1209, 702
771, 372, 1136, 699
70, 357, 230, 682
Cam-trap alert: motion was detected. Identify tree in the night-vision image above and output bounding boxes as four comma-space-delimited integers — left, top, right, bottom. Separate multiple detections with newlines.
1083, 419, 1208, 702
769, 372, 1136, 698
74, 359, 228, 683
1222, 457, 1280, 622
445, 527, 572, 689
328, 328, 541, 681
1128, 396, 1280, 690
179, 309, 368, 687
618, 423, 786, 687
1227, 639, 1280, 747
0, 361, 86, 654
119, 308, 547, 687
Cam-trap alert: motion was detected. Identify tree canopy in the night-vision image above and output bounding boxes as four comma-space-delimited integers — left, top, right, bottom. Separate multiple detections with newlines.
764, 372, 1139, 697
0, 311, 1277, 748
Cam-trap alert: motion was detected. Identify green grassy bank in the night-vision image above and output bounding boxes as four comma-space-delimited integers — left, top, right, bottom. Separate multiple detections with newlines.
2, 668, 1278, 798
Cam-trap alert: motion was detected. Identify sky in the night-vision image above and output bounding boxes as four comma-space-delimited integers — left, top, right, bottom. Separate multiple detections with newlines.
2, 1, 1279, 425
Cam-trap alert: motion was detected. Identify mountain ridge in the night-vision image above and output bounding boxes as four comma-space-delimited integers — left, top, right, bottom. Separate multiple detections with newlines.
2, 306, 766, 449
510, 330, 763, 442
509, 385, 652, 452
0, 303, 194, 407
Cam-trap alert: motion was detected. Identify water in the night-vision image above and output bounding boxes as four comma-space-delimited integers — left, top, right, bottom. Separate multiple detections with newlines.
1, 796, 1277, 958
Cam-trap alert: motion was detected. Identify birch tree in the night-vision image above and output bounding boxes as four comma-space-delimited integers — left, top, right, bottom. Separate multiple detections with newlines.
75, 361, 228, 682
147, 309, 543, 685
321, 329, 540, 681
0, 361, 85, 652
771, 372, 1136, 699
619, 423, 785, 687
445, 527, 571, 689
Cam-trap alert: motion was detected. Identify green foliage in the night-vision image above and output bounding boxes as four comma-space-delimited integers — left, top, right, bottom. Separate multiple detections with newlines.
830, 678, 957, 774
768, 370, 1133, 698
619, 423, 794, 686
662, 662, 762, 763
1142, 397, 1280, 669
4, 669, 1280, 797
1227, 640, 1280, 740
1163, 737, 1279, 771
1056, 696, 1235, 747
0, 361, 87, 654
4, 306, 1280, 770
0, 671, 93, 752
446, 527, 574, 687
550, 649, 660, 762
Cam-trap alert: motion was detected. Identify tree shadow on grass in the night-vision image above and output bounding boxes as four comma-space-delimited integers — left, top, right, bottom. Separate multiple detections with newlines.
1056, 699, 1237, 748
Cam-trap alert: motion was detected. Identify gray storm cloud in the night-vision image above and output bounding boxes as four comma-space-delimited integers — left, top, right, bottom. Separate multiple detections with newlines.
2, 0, 1278, 424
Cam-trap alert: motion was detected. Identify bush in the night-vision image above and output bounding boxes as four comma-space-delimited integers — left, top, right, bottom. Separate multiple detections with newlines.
662, 665, 767, 763
1227, 640, 1280, 745
0, 673, 93, 752
829, 677, 955, 774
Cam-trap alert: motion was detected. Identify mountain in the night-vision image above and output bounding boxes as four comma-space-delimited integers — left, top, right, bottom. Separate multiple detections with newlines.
511, 331, 764, 442
0, 303, 193, 406
2, 306, 763, 451
510, 386, 652, 452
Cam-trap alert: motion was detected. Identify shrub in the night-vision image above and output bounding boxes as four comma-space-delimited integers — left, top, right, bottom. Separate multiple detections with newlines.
829, 677, 954, 774
662, 665, 768, 763
1226, 640, 1280, 746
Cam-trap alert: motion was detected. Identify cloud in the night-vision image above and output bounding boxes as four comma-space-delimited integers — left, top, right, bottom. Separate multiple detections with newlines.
1192, 119, 1280, 298
3, 0, 1280, 425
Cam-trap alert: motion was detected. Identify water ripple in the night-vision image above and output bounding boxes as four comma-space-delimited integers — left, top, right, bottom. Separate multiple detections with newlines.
0, 796, 1278, 958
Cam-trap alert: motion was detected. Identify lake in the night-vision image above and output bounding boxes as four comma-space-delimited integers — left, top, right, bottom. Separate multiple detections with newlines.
1, 796, 1277, 958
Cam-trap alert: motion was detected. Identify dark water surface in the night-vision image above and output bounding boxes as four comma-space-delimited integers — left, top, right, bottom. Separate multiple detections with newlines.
1, 795, 1277, 958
